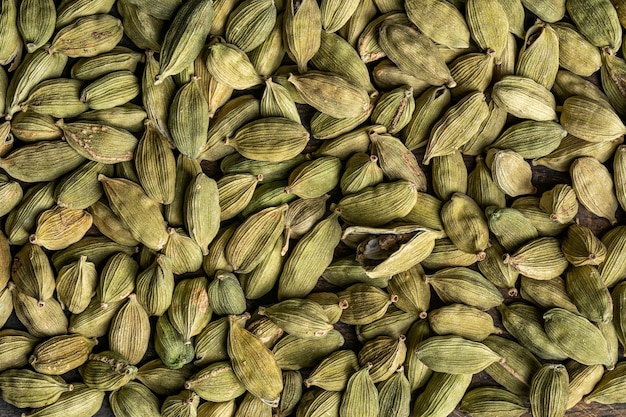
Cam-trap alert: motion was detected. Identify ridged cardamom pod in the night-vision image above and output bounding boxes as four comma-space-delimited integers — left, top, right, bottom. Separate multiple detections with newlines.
466, 0, 509, 61
338, 284, 395, 325
110, 381, 161, 417
412, 372, 472, 417
424, 91, 489, 164
370, 131, 427, 190
571, 156, 619, 224
278, 210, 342, 299
205, 40, 264, 90
161, 390, 199, 417
55, 161, 113, 210
553, 22, 601, 77
0, 141, 86, 183
284, 0, 322, 73
225, 0, 277, 52
286, 156, 342, 198
136, 359, 195, 396
288, 71, 370, 119
156, 0, 214, 83
483, 335, 542, 396
402, 86, 451, 151
379, 22, 455, 87
520, 275, 579, 313
429, 303, 499, 341
68, 297, 124, 339
97, 252, 138, 309
405, 0, 470, 48
259, 298, 334, 339
0, 368, 74, 409
561, 96, 626, 142
415, 335, 502, 374
99, 175, 169, 250
48, 14, 123, 57
225, 117, 309, 163
169, 277, 212, 344
584, 361, 626, 404
426, 267, 504, 310
29, 334, 97, 375
228, 314, 283, 406
562, 224, 607, 266
498, 302, 568, 360
312, 30, 376, 94
336, 180, 418, 227
154, 314, 194, 370
529, 363, 569, 417
461, 386, 528, 417
11, 242, 54, 306
109, 294, 150, 365
489, 148, 537, 197
0, 329, 39, 372
55, 255, 97, 314
492, 75, 557, 121
207, 271, 246, 316
339, 364, 379, 417
29, 205, 92, 251
566, 266, 613, 324
225, 204, 287, 273
568, 0, 622, 50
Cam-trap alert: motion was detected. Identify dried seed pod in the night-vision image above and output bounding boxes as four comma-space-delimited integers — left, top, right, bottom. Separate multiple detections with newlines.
461, 386, 528, 417
29, 334, 96, 375
492, 75, 557, 121
402, 86, 451, 151
520, 276, 579, 313
168, 277, 212, 344
424, 91, 489, 164
478, 239, 518, 294
379, 22, 455, 87
55, 255, 97, 314
155, 314, 194, 370
0, 369, 74, 409
486, 206, 539, 252
412, 372, 472, 417
284, 0, 321, 73
108, 294, 150, 365
228, 314, 283, 407
498, 302, 568, 360
312, 30, 376, 94
429, 304, 500, 341
529, 364, 569, 417
441, 192, 489, 257
0, 141, 86, 183
48, 14, 123, 58
272, 330, 345, 371
304, 350, 359, 391
370, 132, 427, 190
562, 224, 607, 266
503, 237, 568, 280
561, 96, 626, 142
566, 266, 613, 323
99, 175, 169, 250
340, 364, 379, 417
156, 0, 214, 83
544, 307, 613, 367
405, 0, 470, 49
483, 335, 542, 396
571, 156, 619, 224
426, 267, 503, 310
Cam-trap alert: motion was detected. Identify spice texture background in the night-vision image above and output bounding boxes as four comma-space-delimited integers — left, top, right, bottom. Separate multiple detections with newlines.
2, 0, 626, 416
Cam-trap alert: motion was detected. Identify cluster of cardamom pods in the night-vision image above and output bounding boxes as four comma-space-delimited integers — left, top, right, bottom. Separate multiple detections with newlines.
2, 0, 626, 416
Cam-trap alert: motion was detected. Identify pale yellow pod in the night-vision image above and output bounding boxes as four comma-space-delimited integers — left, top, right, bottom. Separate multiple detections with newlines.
571, 156, 619, 225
